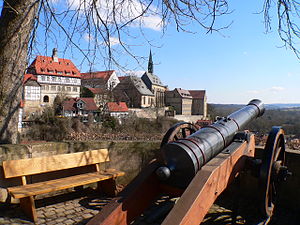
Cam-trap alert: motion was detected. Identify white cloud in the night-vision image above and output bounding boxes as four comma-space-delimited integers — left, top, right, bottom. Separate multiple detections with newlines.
84, 33, 93, 42
108, 37, 120, 46
247, 90, 260, 94
270, 86, 285, 92
67, 0, 162, 31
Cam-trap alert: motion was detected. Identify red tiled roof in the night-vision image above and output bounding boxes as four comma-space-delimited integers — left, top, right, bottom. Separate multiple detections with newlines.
81, 70, 115, 80
106, 102, 128, 112
62, 98, 98, 111
23, 73, 37, 84
88, 87, 105, 94
189, 90, 206, 99
29, 56, 80, 78
79, 98, 98, 111
118, 76, 127, 81
62, 99, 76, 111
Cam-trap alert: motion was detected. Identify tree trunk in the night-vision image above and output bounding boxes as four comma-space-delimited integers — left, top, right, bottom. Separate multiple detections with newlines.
0, 0, 40, 143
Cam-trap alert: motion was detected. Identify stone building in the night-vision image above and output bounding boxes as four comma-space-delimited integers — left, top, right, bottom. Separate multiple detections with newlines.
113, 76, 155, 108
23, 74, 41, 116
189, 90, 207, 118
81, 70, 120, 90
141, 51, 167, 108
165, 88, 193, 115
26, 48, 81, 106
62, 97, 99, 121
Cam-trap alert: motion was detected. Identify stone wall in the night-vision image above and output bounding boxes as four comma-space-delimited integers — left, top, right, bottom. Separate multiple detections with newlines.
0, 142, 299, 211
0, 141, 160, 203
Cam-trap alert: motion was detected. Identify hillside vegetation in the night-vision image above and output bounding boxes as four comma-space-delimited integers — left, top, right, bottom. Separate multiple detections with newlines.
208, 104, 300, 137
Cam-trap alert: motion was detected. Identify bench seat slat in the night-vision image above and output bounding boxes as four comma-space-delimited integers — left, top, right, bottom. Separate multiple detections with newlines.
8, 169, 125, 199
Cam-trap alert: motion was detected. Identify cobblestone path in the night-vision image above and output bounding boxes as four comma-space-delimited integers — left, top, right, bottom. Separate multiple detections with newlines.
0, 186, 298, 225
0, 188, 111, 225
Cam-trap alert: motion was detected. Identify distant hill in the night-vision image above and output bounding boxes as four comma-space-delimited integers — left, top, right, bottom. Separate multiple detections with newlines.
209, 103, 300, 110
266, 104, 300, 109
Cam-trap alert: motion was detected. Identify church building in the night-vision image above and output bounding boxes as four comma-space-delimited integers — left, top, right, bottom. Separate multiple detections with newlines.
141, 51, 167, 108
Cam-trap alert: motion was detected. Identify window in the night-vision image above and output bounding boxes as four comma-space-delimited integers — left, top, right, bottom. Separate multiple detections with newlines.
24, 86, 40, 100
47, 76, 50, 81
57, 86, 61, 91
57, 71, 63, 75
67, 87, 71, 92
41, 76, 45, 81
73, 87, 77, 92
66, 78, 70, 83
65, 71, 70, 75
143, 97, 146, 105
45, 85, 49, 90
43, 95, 49, 102
51, 85, 56, 91
51, 76, 56, 82
62, 86, 65, 91
48, 69, 54, 73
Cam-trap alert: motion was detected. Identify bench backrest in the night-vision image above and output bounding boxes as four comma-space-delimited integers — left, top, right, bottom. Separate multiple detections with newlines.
3, 149, 109, 178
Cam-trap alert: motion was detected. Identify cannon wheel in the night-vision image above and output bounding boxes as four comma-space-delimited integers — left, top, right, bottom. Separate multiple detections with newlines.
160, 122, 198, 148
259, 126, 287, 219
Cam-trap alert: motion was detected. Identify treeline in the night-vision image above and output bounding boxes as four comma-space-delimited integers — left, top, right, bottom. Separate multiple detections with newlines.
208, 104, 300, 137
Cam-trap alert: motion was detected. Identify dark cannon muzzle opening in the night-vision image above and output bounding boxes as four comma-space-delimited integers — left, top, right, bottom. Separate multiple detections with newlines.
157, 99, 265, 188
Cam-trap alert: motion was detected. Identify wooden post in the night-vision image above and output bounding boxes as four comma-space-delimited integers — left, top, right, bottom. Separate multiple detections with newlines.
20, 196, 37, 223
98, 178, 117, 197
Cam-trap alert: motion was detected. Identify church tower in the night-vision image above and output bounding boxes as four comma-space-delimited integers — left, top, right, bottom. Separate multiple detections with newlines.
148, 50, 153, 74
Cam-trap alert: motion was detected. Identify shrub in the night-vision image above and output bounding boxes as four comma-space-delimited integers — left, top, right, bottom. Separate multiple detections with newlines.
25, 107, 71, 141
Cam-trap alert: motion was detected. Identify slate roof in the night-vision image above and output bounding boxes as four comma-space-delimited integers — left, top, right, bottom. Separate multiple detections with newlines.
106, 102, 128, 112
28, 56, 80, 78
142, 72, 164, 86
188, 90, 206, 99
62, 98, 98, 111
175, 88, 192, 98
121, 76, 154, 96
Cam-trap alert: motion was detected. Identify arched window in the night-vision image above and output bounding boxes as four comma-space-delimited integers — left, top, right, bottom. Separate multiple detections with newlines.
43, 95, 49, 103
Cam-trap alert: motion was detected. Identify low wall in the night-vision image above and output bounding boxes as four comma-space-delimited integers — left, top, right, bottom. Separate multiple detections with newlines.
0, 141, 161, 203
0, 142, 299, 211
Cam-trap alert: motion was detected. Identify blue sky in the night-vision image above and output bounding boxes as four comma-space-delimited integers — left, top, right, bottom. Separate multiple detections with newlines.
1, 0, 300, 104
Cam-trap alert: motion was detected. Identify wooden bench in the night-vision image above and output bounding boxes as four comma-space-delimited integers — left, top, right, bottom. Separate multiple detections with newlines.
2, 149, 125, 223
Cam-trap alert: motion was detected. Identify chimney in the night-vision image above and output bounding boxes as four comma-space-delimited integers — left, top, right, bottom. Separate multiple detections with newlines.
52, 48, 58, 62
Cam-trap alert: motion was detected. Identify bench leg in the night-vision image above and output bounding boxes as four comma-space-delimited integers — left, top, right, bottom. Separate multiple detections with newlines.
20, 196, 37, 223
98, 178, 117, 197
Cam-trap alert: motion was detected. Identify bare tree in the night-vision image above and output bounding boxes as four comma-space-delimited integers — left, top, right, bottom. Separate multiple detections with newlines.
1, 0, 300, 143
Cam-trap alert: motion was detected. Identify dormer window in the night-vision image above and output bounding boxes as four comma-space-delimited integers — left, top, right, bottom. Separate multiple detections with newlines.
47, 69, 54, 73
57, 71, 63, 75
65, 71, 70, 75
72, 71, 77, 75
41, 68, 45, 72
77, 102, 84, 109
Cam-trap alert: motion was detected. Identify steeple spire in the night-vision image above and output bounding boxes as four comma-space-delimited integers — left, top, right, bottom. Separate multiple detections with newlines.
148, 50, 153, 74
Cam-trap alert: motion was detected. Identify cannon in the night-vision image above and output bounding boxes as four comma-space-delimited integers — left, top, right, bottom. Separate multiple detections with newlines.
157, 99, 265, 188
87, 99, 290, 225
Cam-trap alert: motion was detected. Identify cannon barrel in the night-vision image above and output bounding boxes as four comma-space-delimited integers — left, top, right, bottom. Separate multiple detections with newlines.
157, 99, 265, 188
